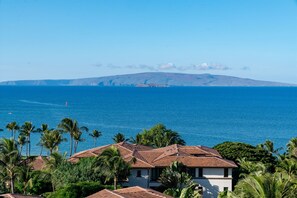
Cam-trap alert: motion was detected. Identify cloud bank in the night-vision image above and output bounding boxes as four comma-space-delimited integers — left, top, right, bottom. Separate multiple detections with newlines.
93, 62, 232, 71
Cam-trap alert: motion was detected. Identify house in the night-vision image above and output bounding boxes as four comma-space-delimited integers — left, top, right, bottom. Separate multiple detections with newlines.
70, 142, 237, 198
86, 186, 172, 198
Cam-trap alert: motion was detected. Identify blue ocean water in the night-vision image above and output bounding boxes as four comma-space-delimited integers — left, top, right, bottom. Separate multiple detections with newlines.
0, 86, 296, 155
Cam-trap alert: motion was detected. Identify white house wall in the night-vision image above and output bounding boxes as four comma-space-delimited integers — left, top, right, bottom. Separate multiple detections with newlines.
202, 168, 231, 178
195, 178, 232, 198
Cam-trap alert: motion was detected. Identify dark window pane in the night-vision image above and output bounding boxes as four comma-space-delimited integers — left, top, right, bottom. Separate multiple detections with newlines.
224, 168, 228, 177
198, 168, 203, 177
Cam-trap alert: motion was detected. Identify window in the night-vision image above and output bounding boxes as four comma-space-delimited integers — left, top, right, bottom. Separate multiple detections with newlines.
188, 168, 196, 178
224, 168, 229, 177
198, 168, 203, 177
136, 170, 141, 177
224, 187, 228, 191
151, 168, 164, 181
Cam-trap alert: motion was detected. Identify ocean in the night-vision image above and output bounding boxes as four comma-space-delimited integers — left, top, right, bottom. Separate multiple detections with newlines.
0, 86, 296, 155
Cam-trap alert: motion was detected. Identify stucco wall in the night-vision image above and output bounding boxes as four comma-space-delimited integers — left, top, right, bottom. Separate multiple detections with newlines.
194, 178, 232, 198
203, 168, 231, 178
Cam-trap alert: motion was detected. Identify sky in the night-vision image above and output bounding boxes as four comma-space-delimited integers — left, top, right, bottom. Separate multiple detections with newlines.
0, 0, 296, 83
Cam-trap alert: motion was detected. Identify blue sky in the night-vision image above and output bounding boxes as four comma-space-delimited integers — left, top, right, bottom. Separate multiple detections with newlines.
0, 0, 296, 83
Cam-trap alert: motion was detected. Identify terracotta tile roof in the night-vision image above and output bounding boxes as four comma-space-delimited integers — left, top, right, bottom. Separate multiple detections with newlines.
0, 194, 40, 198
30, 156, 46, 170
87, 186, 172, 198
69, 142, 237, 168
87, 189, 123, 198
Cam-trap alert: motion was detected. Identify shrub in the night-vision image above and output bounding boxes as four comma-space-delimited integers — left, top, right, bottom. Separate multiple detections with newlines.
45, 181, 115, 198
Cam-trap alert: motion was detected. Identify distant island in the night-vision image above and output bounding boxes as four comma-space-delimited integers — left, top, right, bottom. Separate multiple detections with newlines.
0, 72, 295, 87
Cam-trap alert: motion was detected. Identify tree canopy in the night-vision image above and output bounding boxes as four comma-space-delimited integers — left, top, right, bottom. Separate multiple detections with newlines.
131, 124, 185, 148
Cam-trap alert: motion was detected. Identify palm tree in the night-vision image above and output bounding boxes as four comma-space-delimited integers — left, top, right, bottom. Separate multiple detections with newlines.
233, 172, 297, 197
287, 137, 297, 158
73, 126, 88, 154
36, 124, 51, 156
6, 122, 20, 140
40, 130, 66, 155
258, 140, 282, 156
17, 135, 26, 155
58, 118, 88, 156
20, 122, 36, 157
95, 146, 133, 190
89, 130, 102, 147
276, 158, 297, 178
0, 138, 22, 194
113, 132, 128, 143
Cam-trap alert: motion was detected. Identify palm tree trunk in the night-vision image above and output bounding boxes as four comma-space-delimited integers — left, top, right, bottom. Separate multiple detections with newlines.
28, 135, 31, 157
13, 130, 16, 141
74, 141, 78, 153
94, 138, 96, 147
114, 177, 117, 190
40, 145, 43, 156
10, 177, 14, 194
26, 138, 29, 158
70, 136, 73, 156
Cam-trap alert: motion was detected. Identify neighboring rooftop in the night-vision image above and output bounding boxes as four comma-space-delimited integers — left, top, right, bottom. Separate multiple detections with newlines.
0, 194, 40, 198
69, 142, 237, 168
87, 186, 172, 198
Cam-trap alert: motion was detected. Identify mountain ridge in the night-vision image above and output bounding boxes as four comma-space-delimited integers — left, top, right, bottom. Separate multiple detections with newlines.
0, 72, 295, 87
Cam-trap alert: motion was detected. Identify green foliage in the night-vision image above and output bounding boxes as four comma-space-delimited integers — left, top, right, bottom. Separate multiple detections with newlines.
15, 169, 52, 195
40, 129, 66, 155
45, 182, 114, 198
0, 138, 23, 194
94, 146, 132, 189
214, 141, 276, 164
51, 157, 100, 190
233, 172, 297, 197
112, 132, 128, 143
131, 124, 185, 147
160, 161, 200, 198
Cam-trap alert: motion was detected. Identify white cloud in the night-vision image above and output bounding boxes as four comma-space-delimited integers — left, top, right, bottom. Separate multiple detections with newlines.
192, 63, 231, 71
158, 63, 176, 70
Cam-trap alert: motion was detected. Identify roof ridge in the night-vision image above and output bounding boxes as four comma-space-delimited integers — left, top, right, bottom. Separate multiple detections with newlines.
194, 146, 221, 157
131, 150, 155, 167
70, 144, 111, 158
104, 189, 125, 198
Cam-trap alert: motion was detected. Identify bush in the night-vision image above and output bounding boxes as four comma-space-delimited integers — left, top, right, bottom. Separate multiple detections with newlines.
45, 181, 114, 198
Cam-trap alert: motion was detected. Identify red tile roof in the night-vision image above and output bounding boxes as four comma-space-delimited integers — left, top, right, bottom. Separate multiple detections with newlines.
69, 142, 237, 168
87, 186, 172, 198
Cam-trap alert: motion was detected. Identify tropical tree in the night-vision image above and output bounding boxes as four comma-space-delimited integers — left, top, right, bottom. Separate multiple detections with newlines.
112, 133, 128, 143
258, 140, 282, 156
36, 124, 52, 156
287, 137, 297, 158
276, 158, 297, 179
89, 130, 102, 147
58, 118, 88, 156
20, 122, 36, 157
6, 122, 20, 140
17, 135, 26, 154
130, 124, 185, 147
73, 127, 88, 154
159, 161, 200, 197
40, 130, 66, 155
0, 138, 22, 194
94, 146, 133, 190
233, 172, 297, 197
